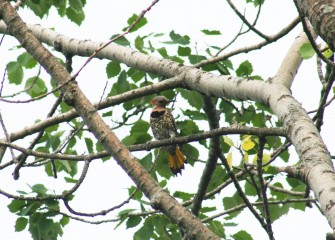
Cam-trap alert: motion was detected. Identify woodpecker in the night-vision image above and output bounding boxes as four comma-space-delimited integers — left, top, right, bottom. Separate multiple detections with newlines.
150, 96, 186, 175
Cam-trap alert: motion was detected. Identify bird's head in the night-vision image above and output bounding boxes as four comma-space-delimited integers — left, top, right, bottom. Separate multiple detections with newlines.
151, 96, 172, 108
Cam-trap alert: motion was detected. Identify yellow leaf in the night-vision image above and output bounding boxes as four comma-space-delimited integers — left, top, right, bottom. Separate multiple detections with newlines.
223, 136, 234, 147
323, 49, 334, 59
227, 152, 233, 169
243, 152, 249, 163
242, 136, 255, 151
262, 153, 271, 171
252, 153, 271, 171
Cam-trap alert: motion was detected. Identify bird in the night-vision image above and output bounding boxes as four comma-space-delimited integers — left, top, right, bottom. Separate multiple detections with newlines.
150, 96, 187, 175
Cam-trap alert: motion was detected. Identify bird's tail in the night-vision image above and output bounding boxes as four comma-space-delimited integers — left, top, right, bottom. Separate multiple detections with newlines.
167, 147, 187, 175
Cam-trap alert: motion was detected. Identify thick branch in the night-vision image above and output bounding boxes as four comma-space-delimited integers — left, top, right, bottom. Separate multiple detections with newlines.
295, 0, 335, 51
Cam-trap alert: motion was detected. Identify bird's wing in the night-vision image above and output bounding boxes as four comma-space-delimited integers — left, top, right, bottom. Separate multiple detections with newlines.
166, 110, 178, 137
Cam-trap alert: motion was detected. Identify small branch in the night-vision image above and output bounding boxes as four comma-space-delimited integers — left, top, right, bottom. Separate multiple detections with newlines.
263, 141, 291, 167
0, 125, 286, 170
0, 111, 15, 164
191, 95, 220, 217
12, 94, 63, 179
202, 198, 316, 223
72, 0, 160, 79
313, 68, 335, 131
226, 0, 270, 40
257, 137, 275, 240
0, 160, 90, 200
62, 150, 161, 218
194, 17, 300, 68
219, 152, 267, 232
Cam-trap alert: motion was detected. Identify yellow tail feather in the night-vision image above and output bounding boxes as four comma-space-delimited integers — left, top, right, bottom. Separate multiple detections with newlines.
167, 147, 187, 175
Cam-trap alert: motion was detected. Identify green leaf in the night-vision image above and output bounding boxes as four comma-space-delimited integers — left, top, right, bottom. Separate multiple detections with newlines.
222, 192, 244, 219
200, 206, 216, 213
127, 68, 145, 82
58, 160, 78, 177
179, 89, 203, 110
189, 54, 206, 64
66, 6, 85, 25
126, 14, 148, 32
109, 71, 130, 95
31, 184, 48, 196
126, 216, 142, 229
25, 77, 48, 98
139, 153, 153, 171
29, 213, 63, 240
207, 166, 227, 192
246, 0, 265, 6
85, 137, 93, 153
155, 150, 173, 179
134, 217, 154, 240
169, 30, 190, 45
60, 215, 70, 227
182, 109, 207, 120
208, 220, 226, 238
8, 199, 26, 213
157, 47, 169, 58
118, 208, 136, 217
135, 36, 144, 51
177, 120, 202, 144
177, 46, 191, 56
232, 230, 253, 240
201, 29, 221, 35
25, 0, 51, 18
280, 149, 289, 162
69, 0, 83, 12
173, 191, 194, 201
7, 62, 23, 85
269, 182, 286, 200
244, 181, 258, 196
64, 177, 78, 183
53, 0, 67, 16
236, 60, 253, 77
15, 217, 28, 232
122, 120, 151, 145
111, 35, 130, 46
44, 199, 59, 211
21, 202, 42, 216
181, 143, 198, 166
299, 43, 315, 59
106, 61, 121, 78
128, 186, 143, 200
267, 203, 289, 222
17, 52, 37, 69
221, 136, 233, 153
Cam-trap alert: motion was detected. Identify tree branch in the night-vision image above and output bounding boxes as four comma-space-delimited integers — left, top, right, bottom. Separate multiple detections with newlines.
257, 137, 275, 240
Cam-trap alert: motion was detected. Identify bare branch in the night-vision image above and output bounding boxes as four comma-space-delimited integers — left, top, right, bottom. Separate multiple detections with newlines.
257, 137, 274, 240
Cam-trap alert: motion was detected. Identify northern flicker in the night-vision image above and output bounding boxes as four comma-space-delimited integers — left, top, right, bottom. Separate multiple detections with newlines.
150, 96, 187, 175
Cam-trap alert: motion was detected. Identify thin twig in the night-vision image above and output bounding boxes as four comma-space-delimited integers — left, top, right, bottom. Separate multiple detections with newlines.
0, 111, 15, 162
257, 137, 275, 240
72, 0, 160, 79
219, 152, 267, 232
226, 0, 270, 40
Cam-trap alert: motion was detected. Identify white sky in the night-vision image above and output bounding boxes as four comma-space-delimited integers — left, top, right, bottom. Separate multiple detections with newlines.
0, 0, 333, 239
